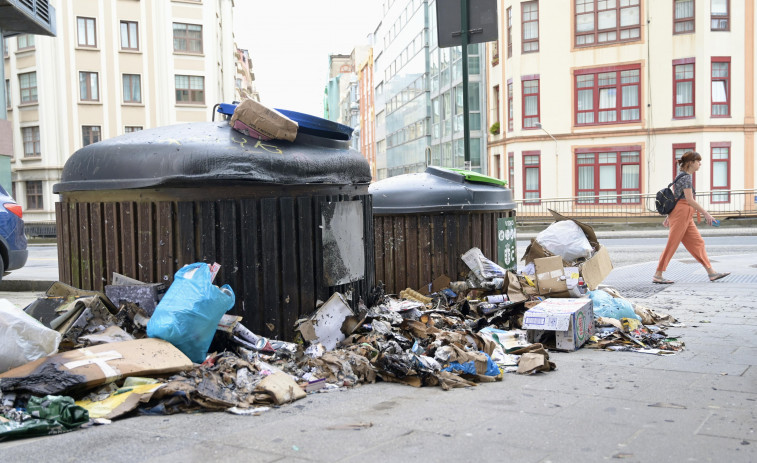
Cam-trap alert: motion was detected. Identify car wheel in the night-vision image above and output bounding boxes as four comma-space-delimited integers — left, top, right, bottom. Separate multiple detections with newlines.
0, 256, 5, 281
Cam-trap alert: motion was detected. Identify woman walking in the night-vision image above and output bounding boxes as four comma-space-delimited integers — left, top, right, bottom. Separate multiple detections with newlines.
653, 151, 730, 284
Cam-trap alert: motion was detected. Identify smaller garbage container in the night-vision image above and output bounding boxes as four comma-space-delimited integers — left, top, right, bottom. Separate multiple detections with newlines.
370, 166, 515, 294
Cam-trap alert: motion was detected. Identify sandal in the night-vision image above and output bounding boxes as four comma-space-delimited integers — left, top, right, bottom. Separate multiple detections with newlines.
709, 272, 730, 282
652, 277, 674, 284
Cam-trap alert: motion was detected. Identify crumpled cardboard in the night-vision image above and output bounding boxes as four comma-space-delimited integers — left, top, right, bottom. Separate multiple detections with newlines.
230, 99, 298, 142
253, 372, 306, 405
295, 292, 354, 351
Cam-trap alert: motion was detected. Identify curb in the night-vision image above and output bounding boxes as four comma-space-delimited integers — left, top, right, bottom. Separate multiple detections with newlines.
0, 280, 55, 292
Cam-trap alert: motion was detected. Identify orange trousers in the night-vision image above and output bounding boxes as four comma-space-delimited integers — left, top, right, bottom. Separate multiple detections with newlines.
657, 199, 712, 272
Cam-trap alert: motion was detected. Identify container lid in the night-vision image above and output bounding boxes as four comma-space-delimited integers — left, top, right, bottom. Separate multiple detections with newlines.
53, 122, 371, 193
275, 109, 353, 141
370, 166, 515, 214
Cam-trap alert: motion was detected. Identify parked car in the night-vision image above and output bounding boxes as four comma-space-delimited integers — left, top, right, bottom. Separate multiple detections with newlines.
0, 184, 28, 279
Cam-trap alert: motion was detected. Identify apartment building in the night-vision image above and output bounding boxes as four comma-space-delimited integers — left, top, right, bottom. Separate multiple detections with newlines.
488, 0, 755, 213
3, 0, 235, 224
235, 47, 259, 102
358, 48, 376, 179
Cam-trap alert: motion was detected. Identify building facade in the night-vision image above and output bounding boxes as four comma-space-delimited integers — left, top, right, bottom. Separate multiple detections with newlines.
235, 47, 259, 102
487, 0, 755, 213
358, 48, 376, 178
3, 0, 235, 224
371, 0, 487, 180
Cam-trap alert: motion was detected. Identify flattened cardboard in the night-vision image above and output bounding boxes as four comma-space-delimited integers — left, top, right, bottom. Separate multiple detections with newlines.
0, 339, 193, 396
522, 298, 594, 351
580, 245, 613, 290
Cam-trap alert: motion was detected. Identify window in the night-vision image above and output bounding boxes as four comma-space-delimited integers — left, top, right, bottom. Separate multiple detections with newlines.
711, 0, 729, 30
492, 154, 501, 178
575, 147, 641, 204
19, 72, 37, 104
77, 17, 97, 47
522, 1, 539, 53
507, 81, 513, 131
175, 75, 205, 104
711, 57, 730, 117
79, 72, 99, 101
522, 77, 540, 129
454, 82, 481, 131
508, 152, 515, 190
673, 59, 694, 119
3, 37, 8, 56
575, 0, 640, 47
4, 79, 10, 108
492, 85, 500, 125
173, 23, 203, 53
711, 143, 730, 202
575, 65, 641, 125
432, 97, 440, 138
26, 181, 43, 210
82, 126, 101, 146
506, 7, 512, 58
122, 74, 141, 103
673, 143, 696, 188
17, 34, 35, 50
523, 151, 541, 203
125, 126, 143, 133
673, 0, 694, 34
120, 21, 139, 50
22, 127, 40, 157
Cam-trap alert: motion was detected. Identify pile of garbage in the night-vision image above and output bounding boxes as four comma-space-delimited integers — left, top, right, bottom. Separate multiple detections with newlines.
0, 213, 682, 441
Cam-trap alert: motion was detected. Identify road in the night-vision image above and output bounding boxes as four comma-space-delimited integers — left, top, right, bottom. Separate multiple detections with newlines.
17, 236, 757, 284
517, 235, 757, 269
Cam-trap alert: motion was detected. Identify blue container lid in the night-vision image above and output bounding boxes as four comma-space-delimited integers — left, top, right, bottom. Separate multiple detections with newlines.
275, 108, 353, 141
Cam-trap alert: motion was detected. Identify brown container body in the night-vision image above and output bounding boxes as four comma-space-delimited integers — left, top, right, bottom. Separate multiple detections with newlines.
55, 185, 374, 341
374, 210, 516, 294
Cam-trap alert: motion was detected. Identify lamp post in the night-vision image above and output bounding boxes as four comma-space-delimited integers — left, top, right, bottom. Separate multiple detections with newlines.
535, 122, 558, 197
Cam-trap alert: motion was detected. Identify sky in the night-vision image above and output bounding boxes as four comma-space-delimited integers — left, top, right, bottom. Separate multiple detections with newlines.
233, 1, 383, 117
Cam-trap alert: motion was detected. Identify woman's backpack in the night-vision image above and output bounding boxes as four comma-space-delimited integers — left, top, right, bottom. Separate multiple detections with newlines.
655, 173, 686, 215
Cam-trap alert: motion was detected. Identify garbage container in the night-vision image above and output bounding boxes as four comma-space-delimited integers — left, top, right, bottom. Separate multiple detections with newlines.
53, 119, 374, 340
370, 166, 515, 294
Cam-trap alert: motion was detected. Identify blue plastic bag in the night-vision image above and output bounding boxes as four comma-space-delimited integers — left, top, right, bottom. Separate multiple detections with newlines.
442, 352, 500, 376
147, 263, 235, 363
588, 290, 640, 321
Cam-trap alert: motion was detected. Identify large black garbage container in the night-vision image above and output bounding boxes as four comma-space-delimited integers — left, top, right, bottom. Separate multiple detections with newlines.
53, 119, 374, 340
370, 166, 515, 294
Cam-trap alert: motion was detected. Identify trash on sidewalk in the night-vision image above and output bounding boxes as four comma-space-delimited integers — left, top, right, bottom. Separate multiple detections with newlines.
146, 263, 235, 363
104, 272, 166, 317
521, 210, 613, 293
294, 292, 355, 351
521, 298, 594, 351
0, 395, 89, 442
0, 338, 193, 396
0, 299, 61, 374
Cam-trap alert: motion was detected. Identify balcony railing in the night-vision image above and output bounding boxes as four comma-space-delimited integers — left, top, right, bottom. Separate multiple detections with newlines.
514, 189, 757, 224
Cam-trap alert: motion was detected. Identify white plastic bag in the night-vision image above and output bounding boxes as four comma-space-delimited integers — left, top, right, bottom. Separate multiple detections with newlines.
535, 220, 593, 263
0, 299, 62, 374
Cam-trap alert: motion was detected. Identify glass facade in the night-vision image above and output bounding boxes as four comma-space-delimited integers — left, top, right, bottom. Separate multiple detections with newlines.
376, 0, 486, 178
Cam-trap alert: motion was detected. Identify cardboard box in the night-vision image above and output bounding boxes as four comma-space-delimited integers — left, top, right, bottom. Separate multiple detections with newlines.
521, 298, 594, 351
522, 210, 613, 291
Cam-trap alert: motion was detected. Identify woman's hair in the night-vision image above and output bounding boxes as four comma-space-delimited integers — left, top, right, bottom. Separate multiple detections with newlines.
678, 151, 702, 169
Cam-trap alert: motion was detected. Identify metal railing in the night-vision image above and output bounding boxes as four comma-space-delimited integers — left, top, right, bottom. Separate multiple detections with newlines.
514, 189, 757, 224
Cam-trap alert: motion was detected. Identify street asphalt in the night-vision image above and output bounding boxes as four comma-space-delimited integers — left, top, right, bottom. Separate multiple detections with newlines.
0, 232, 755, 462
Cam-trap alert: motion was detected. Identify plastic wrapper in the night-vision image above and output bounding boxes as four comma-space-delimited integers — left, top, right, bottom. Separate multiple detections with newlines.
0, 299, 61, 374
535, 220, 593, 262
588, 290, 640, 321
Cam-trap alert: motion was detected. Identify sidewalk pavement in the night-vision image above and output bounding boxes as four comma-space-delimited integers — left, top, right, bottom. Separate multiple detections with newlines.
1, 255, 755, 461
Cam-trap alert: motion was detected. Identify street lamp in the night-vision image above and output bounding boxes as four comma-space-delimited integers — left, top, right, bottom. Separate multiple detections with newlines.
535, 122, 559, 197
